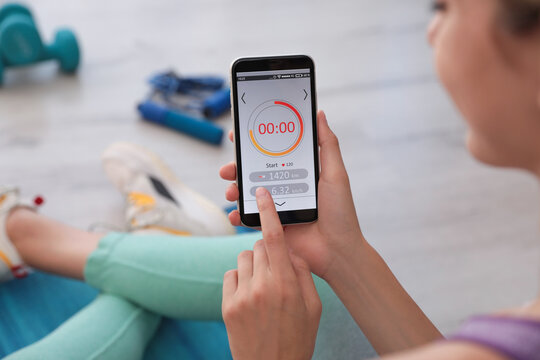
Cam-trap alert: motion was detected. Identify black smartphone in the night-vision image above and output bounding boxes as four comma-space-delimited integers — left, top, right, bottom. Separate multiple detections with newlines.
230, 55, 319, 227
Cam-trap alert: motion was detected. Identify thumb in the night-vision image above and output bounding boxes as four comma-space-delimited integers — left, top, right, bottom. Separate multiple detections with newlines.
317, 110, 348, 182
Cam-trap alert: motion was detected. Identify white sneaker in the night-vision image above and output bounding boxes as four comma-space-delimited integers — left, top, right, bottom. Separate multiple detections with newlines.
0, 187, 39, 282
101, 142, 235, 236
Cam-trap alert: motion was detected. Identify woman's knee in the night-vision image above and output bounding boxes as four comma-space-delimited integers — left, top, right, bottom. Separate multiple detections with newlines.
5, 208, 39, 244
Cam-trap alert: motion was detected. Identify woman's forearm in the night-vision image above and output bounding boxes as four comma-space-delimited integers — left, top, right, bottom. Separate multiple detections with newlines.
325, 239, 443, 355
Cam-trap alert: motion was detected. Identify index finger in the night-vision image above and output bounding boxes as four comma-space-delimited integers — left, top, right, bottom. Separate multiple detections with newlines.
255, 187, 295, 275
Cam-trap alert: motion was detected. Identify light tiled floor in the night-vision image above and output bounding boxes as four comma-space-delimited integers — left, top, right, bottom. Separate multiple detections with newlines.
1, 0, 539, 339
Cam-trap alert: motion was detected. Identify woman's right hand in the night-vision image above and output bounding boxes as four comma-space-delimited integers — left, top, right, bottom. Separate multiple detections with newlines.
219, 110, 366, 280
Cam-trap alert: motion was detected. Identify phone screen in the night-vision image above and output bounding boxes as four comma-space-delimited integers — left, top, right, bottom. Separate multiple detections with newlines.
235, 68, 317, 217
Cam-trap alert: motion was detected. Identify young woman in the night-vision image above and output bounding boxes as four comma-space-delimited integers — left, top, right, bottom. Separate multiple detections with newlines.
1, 0, 539, 359
220, 0, 540, 359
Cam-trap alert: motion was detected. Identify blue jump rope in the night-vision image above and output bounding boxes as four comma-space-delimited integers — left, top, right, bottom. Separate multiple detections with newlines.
138, 71, 231, 145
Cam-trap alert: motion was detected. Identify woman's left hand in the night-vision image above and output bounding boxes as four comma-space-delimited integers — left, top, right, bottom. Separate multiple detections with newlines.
222, 187, 322, 360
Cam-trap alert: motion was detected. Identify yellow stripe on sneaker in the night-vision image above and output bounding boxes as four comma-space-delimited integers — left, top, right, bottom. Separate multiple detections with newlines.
144, 225, 191, 236
128, 192, 156, 208
0, 250, 13, 268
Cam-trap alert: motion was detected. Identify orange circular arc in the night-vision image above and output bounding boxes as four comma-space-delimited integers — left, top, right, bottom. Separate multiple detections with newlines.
249, 101, 304, 157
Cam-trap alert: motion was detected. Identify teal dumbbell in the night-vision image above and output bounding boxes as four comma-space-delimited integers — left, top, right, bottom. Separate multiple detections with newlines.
0, 3, 80, 85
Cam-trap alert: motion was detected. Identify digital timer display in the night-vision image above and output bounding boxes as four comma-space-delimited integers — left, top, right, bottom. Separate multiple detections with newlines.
257, 121, 296, 135
247, 100, 304, 157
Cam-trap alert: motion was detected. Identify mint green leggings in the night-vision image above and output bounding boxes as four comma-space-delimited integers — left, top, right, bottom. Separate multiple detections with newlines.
6, 232, 375, 359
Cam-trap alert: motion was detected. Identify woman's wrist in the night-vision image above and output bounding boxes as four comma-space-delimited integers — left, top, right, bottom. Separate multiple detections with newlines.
323, 231, 371, 287
322, 233, 442, 354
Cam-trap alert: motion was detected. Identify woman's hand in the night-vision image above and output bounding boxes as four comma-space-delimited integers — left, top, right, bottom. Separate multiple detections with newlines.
222, 187, 322, 360
219, 110, 365, 280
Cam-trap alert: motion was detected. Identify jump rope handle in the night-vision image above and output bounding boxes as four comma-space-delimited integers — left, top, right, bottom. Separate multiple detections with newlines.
137, 101, 224, 145
202, 88, 231, 119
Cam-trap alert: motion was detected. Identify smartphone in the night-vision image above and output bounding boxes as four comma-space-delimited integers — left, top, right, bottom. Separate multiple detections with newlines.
231, 55, 319, 227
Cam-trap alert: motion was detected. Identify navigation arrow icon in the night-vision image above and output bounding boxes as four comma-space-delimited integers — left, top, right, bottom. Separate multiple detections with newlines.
241, 92, 246, 104
303, 89, 308, 101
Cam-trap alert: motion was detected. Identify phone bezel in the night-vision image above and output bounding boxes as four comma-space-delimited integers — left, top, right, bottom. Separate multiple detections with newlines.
231, 55, 319, 227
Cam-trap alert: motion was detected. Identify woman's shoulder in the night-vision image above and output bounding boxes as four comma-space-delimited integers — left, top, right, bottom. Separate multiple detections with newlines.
382, 304, 540, 360
381, 340, 508, 360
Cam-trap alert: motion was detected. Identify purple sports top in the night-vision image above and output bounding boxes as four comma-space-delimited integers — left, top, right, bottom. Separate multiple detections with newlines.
448, 315, 540, 360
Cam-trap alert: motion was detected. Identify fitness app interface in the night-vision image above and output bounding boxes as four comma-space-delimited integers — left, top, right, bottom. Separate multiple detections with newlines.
236, 68, 316, 214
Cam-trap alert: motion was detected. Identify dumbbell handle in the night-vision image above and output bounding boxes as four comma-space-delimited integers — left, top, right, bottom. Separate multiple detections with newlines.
138, 101, 224, 145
